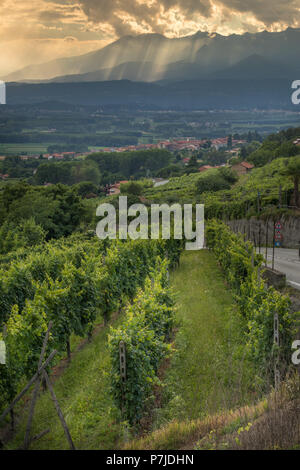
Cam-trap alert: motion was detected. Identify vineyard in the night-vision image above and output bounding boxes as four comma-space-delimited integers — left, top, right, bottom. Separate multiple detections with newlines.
0, 234, 183, 429
0, 222, 299, 449
206, 220, 295, 384
0, 169, 299, 449
143, 158, 296, 220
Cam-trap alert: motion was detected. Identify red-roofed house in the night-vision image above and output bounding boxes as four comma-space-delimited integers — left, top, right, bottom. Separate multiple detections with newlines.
107, 180, 129, 196
198, 165, 213, 173
231, 161, 254, 176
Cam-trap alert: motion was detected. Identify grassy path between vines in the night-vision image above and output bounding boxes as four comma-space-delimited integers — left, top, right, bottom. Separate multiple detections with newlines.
149, 250, 253, 428
5, 250, 253, 450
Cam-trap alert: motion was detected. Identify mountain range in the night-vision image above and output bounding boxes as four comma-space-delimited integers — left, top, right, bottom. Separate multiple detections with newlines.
6, 78, 293, 109
3, 28, 300, 83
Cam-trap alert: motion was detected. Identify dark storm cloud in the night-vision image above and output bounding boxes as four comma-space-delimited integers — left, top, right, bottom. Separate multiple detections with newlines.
78, 0, 213, 36
2, 0, 300, 77
219, 0, 300, 25
161, 0, 212, 16
78, 0, 162, 36
77, 0, 300, 36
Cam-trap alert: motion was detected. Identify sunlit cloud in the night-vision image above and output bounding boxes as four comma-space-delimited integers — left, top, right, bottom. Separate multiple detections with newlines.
0, 0, 300, 75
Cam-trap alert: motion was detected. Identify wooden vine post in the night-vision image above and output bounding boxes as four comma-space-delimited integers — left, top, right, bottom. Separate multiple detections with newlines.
272, 220, 276, 270
23, 321, 53, 449
258, 220, 261, 254
119, 340, 127, 416
265, 219, 269, 267
119, 340, 126, 385
0, 323, 76, 450
273, 312, 280, 391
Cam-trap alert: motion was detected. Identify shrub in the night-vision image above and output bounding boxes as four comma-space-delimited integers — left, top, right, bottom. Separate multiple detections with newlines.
206, 220, 294, 386
108, 259, 175, 424
196, 173, 231, 194
0, 236, 183, 414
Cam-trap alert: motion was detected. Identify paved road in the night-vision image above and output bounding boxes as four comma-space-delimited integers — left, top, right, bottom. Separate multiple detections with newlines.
257, 247, 300, 290
153, 179, 169, 188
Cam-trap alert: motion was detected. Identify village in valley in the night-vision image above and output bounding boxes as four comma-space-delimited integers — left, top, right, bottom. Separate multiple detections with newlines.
0, 135, 249, 183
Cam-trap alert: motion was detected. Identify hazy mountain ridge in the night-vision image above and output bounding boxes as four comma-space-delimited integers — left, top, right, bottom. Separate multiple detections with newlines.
3, 33, 213, 82
4, 28, 300, 83
6, 78, 293, 109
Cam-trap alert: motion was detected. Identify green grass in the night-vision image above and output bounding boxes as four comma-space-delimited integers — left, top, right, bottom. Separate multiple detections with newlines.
154, 250, 254, 426
0, 143, 49, 155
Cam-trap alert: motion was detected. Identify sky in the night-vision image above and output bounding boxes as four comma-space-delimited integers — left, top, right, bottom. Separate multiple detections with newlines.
1, 0, 300, 75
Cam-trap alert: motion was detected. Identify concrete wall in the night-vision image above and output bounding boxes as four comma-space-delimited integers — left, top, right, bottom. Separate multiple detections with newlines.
262, 267, 286, 289
227, 215, 300, 249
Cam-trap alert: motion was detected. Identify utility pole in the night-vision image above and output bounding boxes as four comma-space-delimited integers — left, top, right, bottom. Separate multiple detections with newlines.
265, 219, 269, 268
279, 185, 282, 209
272, 220, 276, 271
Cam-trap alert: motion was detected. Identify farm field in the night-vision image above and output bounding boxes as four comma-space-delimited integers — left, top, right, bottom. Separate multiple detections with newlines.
0, 143, 49, 155
4, 250, 253, 450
